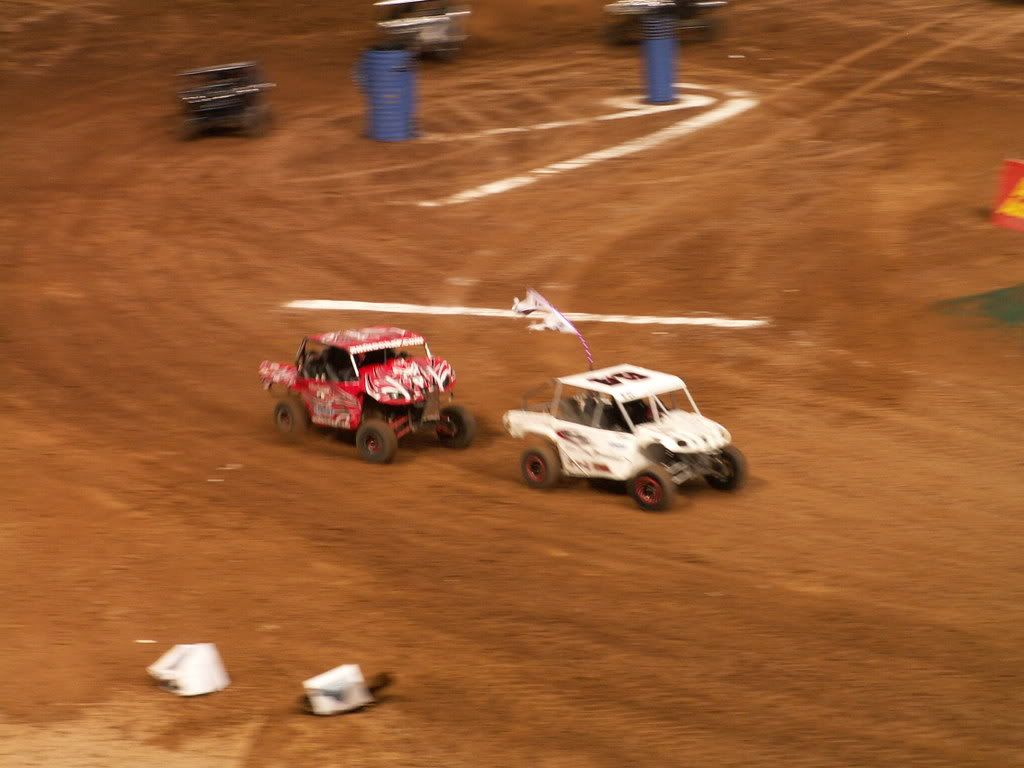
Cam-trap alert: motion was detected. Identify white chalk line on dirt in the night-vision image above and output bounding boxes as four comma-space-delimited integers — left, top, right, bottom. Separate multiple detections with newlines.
418, 89, 758, 207
285, 300, 769, 329
423, 92, 718, 143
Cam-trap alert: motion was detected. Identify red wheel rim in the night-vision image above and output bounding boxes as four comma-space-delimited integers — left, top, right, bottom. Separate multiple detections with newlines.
365, 435, 380, 454
635, 476, 662, 505
526, 455, 546, 482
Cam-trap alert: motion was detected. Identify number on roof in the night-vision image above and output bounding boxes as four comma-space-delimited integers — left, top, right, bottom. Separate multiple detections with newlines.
588, 371, 649, 386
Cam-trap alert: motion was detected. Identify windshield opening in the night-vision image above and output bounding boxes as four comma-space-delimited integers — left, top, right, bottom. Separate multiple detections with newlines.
301, 342, 357, 383
654, 388, 700, 416
355, 343, 429, 370
621, 398, 656, 426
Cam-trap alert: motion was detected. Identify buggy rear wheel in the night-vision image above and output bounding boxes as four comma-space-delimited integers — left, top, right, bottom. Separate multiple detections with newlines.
437, 405, 476, 449
356, 419, 399, 464
520, 444, 561, 489
273, 398, 308, 442
630, 466, 676, 512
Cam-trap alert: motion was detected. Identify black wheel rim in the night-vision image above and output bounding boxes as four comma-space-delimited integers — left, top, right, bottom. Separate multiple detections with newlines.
526, 456, 546, 482
717, 454, 734, 480
277, 408, 291, 430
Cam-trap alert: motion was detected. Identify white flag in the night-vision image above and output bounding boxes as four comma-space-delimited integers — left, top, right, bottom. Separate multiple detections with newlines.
512, 289, 578, 334
512, 289, 594, 369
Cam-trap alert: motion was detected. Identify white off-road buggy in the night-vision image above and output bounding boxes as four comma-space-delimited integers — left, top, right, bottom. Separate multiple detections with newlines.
503, 364, 746, 511
604, 0, 727, 45
374, 0, 471, 61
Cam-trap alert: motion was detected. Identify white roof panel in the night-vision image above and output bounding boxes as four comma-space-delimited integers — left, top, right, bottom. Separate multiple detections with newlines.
557, 364, 685, 401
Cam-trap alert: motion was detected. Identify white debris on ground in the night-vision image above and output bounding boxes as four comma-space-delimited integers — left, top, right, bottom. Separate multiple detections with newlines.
147, 643, 230, 697
301, 664, 376, 716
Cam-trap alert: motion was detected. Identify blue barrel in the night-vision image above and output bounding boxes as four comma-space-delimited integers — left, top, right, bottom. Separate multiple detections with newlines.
641, 13, 678, 105
357, 46, 417, 142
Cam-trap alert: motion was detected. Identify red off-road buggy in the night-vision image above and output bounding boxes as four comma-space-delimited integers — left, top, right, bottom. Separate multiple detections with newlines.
259, 327, 475, 463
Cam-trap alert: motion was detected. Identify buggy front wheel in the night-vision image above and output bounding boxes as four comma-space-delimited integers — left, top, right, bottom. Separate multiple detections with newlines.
428, 44, 461, 62
692, 17, 723, 43
705, 445, 747, 491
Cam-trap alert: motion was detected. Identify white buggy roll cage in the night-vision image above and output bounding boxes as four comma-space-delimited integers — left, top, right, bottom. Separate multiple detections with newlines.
374, 0, 470, 34
544, 379, 703, 435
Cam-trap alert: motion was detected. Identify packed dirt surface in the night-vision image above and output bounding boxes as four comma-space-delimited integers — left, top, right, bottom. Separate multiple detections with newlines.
2, 1, 1024, 766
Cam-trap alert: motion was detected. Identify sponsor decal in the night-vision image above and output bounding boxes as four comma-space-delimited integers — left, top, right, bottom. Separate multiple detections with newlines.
304, 386, 358, 427
556, 429, 589, 444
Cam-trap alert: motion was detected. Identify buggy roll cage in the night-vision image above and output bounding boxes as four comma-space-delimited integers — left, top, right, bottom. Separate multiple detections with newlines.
296, 337, 432, 382
518, 378, 704, 430
374, 0, 470, 30
176, 62, 275, 91
178, 62, 261, 77
605, 0, 726, 14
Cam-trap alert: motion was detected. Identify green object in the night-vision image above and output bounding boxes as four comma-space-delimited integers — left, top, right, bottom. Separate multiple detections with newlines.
937, 284, 1024, 326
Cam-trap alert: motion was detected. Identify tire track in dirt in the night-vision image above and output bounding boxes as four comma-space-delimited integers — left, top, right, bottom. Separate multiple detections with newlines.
417, 5, 983, 292
4, 3, 1024, 766
512, 8, 1023, 299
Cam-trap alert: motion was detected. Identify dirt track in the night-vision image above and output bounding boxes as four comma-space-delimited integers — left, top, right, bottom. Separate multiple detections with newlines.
2, 1, 1024, 766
